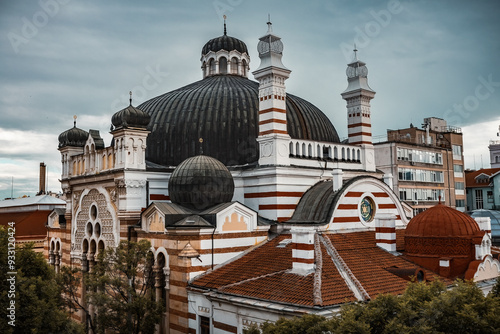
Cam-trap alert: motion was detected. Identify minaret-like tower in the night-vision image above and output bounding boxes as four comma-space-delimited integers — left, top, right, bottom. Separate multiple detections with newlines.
341, 47, 376, 145
252, 18, 291, 166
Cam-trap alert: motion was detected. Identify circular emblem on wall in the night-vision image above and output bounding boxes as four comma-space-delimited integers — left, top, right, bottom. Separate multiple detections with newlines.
360, 197, 375, 222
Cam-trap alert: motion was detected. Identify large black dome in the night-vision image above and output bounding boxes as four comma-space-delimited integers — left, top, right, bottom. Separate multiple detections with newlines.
169, 155, 235, 211
139, 75, 340, 167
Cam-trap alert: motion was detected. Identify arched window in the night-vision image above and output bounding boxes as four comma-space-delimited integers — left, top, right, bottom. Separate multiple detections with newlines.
209, 59, 216, 75
242, 59, 247, 76
334, 147, 338, 160
308, 144, 312, 157
219, 57, 227, 74
496, 156, 500, 163
302, 143, 306, 157
296, 142, 300, 156
289, 142, 294, 156
342, 148, 345, 160
347, 148, 351, 160
108, 153, 113, 170
231, 57, 238, 74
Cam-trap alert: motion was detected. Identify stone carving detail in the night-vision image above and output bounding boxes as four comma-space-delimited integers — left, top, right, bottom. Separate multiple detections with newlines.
74, 189, 115, 253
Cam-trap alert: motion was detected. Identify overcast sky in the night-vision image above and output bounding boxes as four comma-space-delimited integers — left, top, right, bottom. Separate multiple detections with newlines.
1, 0, 500, 199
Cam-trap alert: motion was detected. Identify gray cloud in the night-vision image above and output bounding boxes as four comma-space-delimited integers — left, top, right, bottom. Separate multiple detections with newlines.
1, 0, 500, 199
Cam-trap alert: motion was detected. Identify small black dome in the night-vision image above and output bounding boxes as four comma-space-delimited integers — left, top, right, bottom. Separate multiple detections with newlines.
58, 124, 89, 148
202, 34, 248, 55
168, 155, 235, 211
111, 104, 151, 130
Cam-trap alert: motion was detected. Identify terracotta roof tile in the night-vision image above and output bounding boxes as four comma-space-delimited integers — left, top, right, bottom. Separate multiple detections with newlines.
192, 234, 292, 289
190, 230, 445, 308
465, 168, 500, 188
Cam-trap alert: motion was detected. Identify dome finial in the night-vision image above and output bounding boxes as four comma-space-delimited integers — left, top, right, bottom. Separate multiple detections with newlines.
223, 15, 227, 35
129, 91, 132, 106
353, 43, 358, 62
73, 115, 77, 127
267, 14, 272, 33
199, 137, 204, 155
438, 195, 442, 204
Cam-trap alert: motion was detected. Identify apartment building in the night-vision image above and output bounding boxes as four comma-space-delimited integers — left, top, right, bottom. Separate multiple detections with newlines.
375, 117, 466, 213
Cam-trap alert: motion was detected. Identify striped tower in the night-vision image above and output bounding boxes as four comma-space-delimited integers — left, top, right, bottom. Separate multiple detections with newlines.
252, 19, 291, 166
341, 47, 376, 145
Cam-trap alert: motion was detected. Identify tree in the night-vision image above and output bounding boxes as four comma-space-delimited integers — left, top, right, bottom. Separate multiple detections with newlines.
59, 239, 164, 334
0, 226, 83, 334
245, 279, 500, 334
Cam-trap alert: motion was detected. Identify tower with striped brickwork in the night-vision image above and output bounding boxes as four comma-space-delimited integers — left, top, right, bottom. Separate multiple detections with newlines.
341, 47, 376, 146
253, 19, 291, 166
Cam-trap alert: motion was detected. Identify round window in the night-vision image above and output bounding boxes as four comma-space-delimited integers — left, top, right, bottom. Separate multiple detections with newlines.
360, 197, 375, 222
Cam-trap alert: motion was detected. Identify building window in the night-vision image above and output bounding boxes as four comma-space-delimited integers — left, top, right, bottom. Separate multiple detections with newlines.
475, 189, 484, 209
453, 164, 463, 173
455, 182, 464, 190
487, 190, 494, 203
456, 199, 465, 208
452, 145, 462, 158
200, 316, 210, 334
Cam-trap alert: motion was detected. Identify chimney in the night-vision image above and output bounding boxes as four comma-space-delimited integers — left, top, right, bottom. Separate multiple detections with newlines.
291, 226, 315, 274
383, 173, 393, 190
332, 168, 343, 192
39, 162, 46, 195
375, 214, 396, 252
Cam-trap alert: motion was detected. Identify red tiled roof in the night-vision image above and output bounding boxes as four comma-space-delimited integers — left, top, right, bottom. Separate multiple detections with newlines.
191, 230, 441, 309
0, 211, 50, 239
326, 232, 416, 298
465, 168, 500, 188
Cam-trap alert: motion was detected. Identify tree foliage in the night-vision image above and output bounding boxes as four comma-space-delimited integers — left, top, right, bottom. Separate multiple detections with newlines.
245, 278, 500, 334
0, 226, 83, 334
59, 239, 163, 334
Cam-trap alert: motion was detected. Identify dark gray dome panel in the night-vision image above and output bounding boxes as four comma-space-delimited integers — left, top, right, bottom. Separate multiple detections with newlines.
202, 34, 248, 55
139, 75, 340, 167
58, 125, 89, 148
168, 155, 235, 211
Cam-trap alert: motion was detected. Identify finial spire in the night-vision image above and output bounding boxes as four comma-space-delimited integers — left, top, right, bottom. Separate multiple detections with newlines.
199, 138, 204, 155
353, 44, 358, 61
129, 91, 132, 106
267, 14, 272, 33
438, 195, 442, 204
223, 15, 227, 35
73, 115, 77, 127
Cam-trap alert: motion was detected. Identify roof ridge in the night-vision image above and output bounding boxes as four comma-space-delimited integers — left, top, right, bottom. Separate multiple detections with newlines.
219, 269, 289, 291
320, 234, 370, 301
313, 234, 323, 306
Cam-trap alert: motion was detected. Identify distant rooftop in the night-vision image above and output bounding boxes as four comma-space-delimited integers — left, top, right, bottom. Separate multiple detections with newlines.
0, 195, 65, 209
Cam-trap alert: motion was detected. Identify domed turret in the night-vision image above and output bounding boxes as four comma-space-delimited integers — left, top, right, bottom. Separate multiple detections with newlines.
200, 17, 250, 78
58, 116, 89, 148
111, 93, 151, 130
404, 203, 483, 278
168, 153, 235, 211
